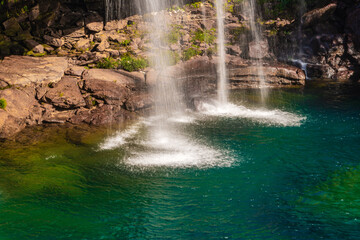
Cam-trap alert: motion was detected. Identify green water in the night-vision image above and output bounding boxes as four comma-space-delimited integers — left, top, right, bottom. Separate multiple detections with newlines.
0, 81, 360, 239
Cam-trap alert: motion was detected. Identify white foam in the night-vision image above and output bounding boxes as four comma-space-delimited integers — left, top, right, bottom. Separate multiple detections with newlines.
198, 101, 306, 127
126, 130, 234, 169
99, 123, 142, 150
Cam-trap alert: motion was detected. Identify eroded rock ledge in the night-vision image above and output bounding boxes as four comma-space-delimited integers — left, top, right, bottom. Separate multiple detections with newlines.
0, 55, 305, 139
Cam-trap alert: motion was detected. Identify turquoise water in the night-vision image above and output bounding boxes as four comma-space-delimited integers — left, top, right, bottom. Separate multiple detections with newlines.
0, 81, 360, 239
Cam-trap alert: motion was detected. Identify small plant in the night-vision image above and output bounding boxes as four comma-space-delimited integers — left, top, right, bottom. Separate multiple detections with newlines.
191, 2, 202, 8
119, 55, 148, 72
192, 28, 217, 45
182, 47, 202, 61
0, 98, 7, 110
119, 39, 131, 46
96, 57, 120, 69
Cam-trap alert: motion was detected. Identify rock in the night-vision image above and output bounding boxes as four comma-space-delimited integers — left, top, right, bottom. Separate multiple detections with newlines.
96, 39, 110, 52
75, 38, 91, 51
228, 64, 306, 87
85, 12, 104, 32
227, 45, 242, 56
104, 49, 120, 57
82, 69, 136, 104
0, 56, 68, 86
125, 94, 153, 112
83, 78, 128, 105
104, 20, 128, 31
302, 3, 337, 29
249, 40, 269, 59
29, 5, 40, 21
24, 39, 44, 53
43, 76, 86, 109
82, 69, 136, 86
42, 105, 73, 123
2, 17, 23, 37
63, 28, 86, 38
0, 87, 41, 138
307, 64, 336, 79
44, 35, 64, 48
65, 65, 86, 77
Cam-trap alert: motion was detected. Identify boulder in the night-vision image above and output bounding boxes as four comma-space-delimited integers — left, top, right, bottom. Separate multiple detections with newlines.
43, 35, 64, 48
0, 87, 41, 138
24, 39, 44, 53
63, 28, 86, 38
3, 18, 23, 37
29, 5, 40, 21
43, 76, 86, 109
82, 69, 135, 104
0, 56, 68, 86
85, 12, 104, 32
82, 69, 136, 86
104, 20, 128, 31
75, 38, 91, 51
249, 40, 269, 59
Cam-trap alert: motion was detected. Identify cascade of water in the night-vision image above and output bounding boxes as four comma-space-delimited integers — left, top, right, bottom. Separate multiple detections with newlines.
138, 0, 185, 123
214, 0, 228, 105
242, 0, 268, 103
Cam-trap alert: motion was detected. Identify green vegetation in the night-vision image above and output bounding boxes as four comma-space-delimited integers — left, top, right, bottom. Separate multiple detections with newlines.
119, 39, 131, 46
191, 2, 202, 8
192, 28, 217, 45
119, 55, 148, 72
183, 46, 202, 61
0, 98, 7, 110
96, 57, 120, 69
166, 25, 183, 44
96, 56, 148, 72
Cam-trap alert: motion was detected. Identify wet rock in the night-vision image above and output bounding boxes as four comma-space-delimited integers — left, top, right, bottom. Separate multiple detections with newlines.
307, 64, 336, 79
43, 76, 86, 109
125, 94, 153, 112
248, 40, 269, 59
228, 64, 306, 87
227, 45, 242, 56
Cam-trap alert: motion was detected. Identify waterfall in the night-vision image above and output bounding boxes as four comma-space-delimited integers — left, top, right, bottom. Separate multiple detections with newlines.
215, 0, 228, 105
242, 0, 268, 103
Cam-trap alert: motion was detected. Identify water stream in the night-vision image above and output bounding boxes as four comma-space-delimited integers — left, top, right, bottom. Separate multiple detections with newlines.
242, 0, 268, 103
215, 0, 228, 105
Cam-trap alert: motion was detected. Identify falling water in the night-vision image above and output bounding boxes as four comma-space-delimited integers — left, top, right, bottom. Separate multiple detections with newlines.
137, 0, 185, 122
215, 0, 228, 105
242, 0, 268, 103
